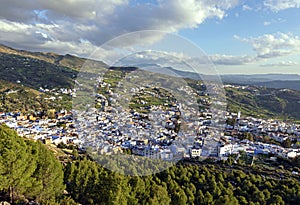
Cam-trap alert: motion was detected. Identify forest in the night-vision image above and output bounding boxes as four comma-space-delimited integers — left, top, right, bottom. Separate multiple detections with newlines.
1, 124, 300, 205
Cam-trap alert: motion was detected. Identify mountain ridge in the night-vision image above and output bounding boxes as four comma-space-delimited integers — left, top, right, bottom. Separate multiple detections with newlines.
0, 44, 107, 70
130, 63, 300, 90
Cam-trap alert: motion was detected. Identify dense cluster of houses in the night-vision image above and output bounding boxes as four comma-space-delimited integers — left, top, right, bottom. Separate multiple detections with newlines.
216, 116, 300, 160
0, 111, 79, 145
39, 87, 76, 98
1, 78, 300, 162
2, 108, 300, 162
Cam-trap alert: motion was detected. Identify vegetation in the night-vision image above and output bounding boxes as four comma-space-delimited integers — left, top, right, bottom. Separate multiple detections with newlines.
129, 87, 176, 113
1, 125, 300, 204
55, 156, 300, 205
1, 44, 300, 204
1, 46, 300, 121
0, 125, 65, 204
0, 80, 72, 114
0, 53, 77, 90
225, 86, 300, 121
0, 44, 106, 71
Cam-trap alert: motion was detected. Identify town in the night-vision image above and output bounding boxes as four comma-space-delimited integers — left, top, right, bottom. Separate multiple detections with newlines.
1, 81, 300, 164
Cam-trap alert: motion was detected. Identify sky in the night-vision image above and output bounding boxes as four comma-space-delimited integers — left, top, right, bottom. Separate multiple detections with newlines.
0, 0, 300, 74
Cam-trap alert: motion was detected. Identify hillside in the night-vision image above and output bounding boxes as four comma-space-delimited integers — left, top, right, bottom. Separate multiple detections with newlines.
0, 44, 107, 90
225, 85, 300, 120
253, 80, 300, 91
0, 44, 107, 70
221, 74, 300, 91
1, 44, 300, 121
0, 52, 77, 89
0, 79, 72, 113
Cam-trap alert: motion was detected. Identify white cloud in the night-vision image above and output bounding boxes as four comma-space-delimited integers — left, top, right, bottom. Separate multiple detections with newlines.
263, 18, 286, 26
0, 0, 127, 22
242, 4, 252, 11
260, 60, 298, 67
264, 0, 300, 11
0, 0, 238, 56
112, 49, 258, 69
263, 21, 271, 26
210, 54, 256, 65
234, 32, 300, 59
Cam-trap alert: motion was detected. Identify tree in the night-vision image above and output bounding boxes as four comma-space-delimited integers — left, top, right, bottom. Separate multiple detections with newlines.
292, 155, 300, 167
64, 159, 101, 204
0, 125, 36, 204
203, 191, 213, 204
268, 195, 284, 205
26, 141, 65, 203
172, 188, 187, 205
215, 194, 239, 205
226, 117, 237, 127
226, 156, 234, 166
238, 196, 248, 205
244, 132, 254, 141
195, 190, 205, 205
47, 109, 56, 119
148, 183, 171, 205
0, 125, 65, 204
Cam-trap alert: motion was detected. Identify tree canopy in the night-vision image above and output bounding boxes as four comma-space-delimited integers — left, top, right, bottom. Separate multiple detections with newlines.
0, 125, 64, 204
1, 124, 300, 204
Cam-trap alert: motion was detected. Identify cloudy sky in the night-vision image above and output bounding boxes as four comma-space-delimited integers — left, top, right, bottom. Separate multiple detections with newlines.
0, 0, 300, 74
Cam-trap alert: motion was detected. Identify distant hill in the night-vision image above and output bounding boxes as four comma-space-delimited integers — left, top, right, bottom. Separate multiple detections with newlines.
221, 74, 300, 82
0, 44, 107, 70
0, 79, 72, 113
221, 74, 300, 91
0, 44, 299, 121
132, 63, 300, 91
0, 44, 108, 90
225, 85, 300, 120
252, 80, 300, 91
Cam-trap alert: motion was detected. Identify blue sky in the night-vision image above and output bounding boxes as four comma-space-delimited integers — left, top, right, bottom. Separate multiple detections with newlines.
0, 0, 300, 74
178, 2, 300, 74
183, 5, 300, 55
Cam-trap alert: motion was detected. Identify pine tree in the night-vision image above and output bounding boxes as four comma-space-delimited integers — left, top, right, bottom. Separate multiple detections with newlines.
64, 159, 100, 204
0, 125, 36, 204
27, 141, 65, 203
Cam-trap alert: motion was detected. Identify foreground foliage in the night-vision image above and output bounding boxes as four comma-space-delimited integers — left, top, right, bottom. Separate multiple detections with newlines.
64, 159, 300, 205
1, 125, 300, 204
0, 125, 65, 204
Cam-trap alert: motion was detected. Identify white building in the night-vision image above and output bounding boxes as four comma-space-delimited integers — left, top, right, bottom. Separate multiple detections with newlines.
218, 144, 233, 157
190, 147, 202, 158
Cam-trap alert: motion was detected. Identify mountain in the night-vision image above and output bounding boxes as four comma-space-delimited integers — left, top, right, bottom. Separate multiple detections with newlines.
253, 80, 300, 91
133, 63, 300, 91
103, 64, 300, 121
0, 44, 107, 70
221, 74, 300, 91
221, 74, 300, 82
132, 63, 204, 80
1, 44, 300, 121
0, 44, 108, 90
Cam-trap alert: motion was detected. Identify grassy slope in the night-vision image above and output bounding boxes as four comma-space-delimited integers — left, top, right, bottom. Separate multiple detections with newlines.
1, 45, 300, 121
225, 86, 300, 121
0, 44, 107, 70
0, 79, 72, 113
0, 52, 77, 89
